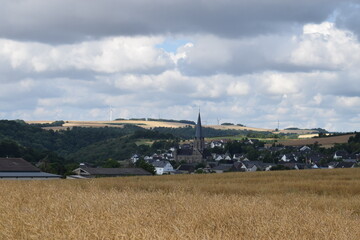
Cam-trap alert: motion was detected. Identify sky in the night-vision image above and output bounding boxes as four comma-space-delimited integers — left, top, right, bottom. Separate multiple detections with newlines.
0, 0, 359, 132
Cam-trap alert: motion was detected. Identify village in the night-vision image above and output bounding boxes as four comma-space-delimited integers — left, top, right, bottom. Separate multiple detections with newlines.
67, 113, 360, 179
0, 114, 358, 180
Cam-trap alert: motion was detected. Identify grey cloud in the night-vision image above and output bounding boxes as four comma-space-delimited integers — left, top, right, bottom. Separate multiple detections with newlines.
335, 3, 360, 37
177, 33, 315, 76
0, 0, 342, 43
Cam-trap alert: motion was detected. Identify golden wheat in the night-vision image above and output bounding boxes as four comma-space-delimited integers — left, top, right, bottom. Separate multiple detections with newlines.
1, 169, 360, 239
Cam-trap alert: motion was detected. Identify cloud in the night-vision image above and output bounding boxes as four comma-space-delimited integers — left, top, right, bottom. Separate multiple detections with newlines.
0, 0, 341, 43
335, 3, 360, 37
0, 1, 359, 132
290, 22, 360, 69
0, 37, 173, 77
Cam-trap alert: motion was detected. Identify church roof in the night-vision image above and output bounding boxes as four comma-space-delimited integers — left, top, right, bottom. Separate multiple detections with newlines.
177, 148, 193, 155
195, 112, 203, 139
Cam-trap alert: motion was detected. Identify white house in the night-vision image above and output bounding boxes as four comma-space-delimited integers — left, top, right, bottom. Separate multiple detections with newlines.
281, 154, 298, 162
300, 146, 311, 152
130, 154, 140, 163
151, 161, 174, 175
210, 141, 224, 148
214, 155, 224, 161
333, 150, 349, 160
241, 162, 258, 172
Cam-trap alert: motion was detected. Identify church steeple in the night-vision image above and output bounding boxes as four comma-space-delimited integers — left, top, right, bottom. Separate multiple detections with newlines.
195, 112, 203, 139
194, 112, 205, 152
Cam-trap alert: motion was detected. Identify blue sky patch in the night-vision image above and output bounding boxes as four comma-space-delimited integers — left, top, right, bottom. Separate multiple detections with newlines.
156, 39, 191, 53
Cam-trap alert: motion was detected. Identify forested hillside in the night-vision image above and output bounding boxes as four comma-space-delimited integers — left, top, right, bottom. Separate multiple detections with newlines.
0, 120, 198, 175
0, 120, 166, 175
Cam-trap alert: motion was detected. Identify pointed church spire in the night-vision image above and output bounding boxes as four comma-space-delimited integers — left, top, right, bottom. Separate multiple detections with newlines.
195, 112, 203, 139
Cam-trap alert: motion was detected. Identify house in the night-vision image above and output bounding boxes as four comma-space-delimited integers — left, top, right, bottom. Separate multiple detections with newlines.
206, 162, 218, 169
211, 164, 233, 173
252, 162, 276, 171
280, 153, 298, 162
212, 154, 225, 161
333, 150, 349, 160
247, 139, 260, 145
151, 161, 174, 175
280, 162, 301, 170
335, 162, 356, 168
241, 161, 258, 172
210, 141, 224, 149
229, 162, 245, 172
144, 156, 152, 161
233, 153, 245, 161
70, 167, 152, 178
130, 154, 140, 163
299, 146, 311, 152
327, 162, 339, 169
177, 164, 196, 174
306, 154, 323, 164
0, 158, 61, 180
224, 154, 232, 161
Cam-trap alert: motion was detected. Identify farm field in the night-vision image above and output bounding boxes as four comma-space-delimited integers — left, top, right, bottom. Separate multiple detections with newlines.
277, 134, 355, 147
1, 169, 360, 239
27, 120, 191, 130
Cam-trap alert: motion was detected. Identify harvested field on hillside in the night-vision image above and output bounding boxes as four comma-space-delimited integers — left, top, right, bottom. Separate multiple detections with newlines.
278, 134, 355, 147
27, 120, 191, 130
207, 124, 273, 132
1, 169, 360, 239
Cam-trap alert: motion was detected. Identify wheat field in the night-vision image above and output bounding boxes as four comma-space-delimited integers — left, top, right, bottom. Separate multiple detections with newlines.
1, 169, 360, 239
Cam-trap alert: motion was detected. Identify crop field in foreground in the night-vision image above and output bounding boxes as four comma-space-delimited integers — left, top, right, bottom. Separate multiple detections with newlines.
1, 169, 360, 240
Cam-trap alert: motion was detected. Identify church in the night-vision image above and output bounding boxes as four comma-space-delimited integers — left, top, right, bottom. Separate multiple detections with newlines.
174, 112, 206, 163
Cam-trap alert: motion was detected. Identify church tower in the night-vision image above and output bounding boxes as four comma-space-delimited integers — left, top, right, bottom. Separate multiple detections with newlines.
194, 112, 205, 152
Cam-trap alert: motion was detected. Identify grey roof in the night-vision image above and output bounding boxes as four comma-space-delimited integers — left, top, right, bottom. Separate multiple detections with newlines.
335, 150, 349, 157
232, 162, 243, 169
0, 158, 40, 172
0, 172, 61, 178
177, 148, 193, 155
177, 164, 196, 172
195, 112, 203, 139
212, 164, 233, 171
152, 161, 171, 168
335, 162, 356, 168
80, 167, 152, 176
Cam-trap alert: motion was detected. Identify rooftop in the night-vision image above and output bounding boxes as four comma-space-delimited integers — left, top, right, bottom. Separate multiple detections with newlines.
0, 158, 40, 172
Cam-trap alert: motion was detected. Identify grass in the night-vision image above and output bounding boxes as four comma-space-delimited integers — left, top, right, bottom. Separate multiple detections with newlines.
135, 138, 154, 146
1, 169, 360, 239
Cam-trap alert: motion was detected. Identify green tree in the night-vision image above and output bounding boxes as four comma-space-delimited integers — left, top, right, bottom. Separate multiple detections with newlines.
135, 159, 156, 175
102, 158, 120, 168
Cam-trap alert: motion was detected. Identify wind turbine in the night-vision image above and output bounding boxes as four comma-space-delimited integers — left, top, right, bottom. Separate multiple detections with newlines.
109, 105, 113, 121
